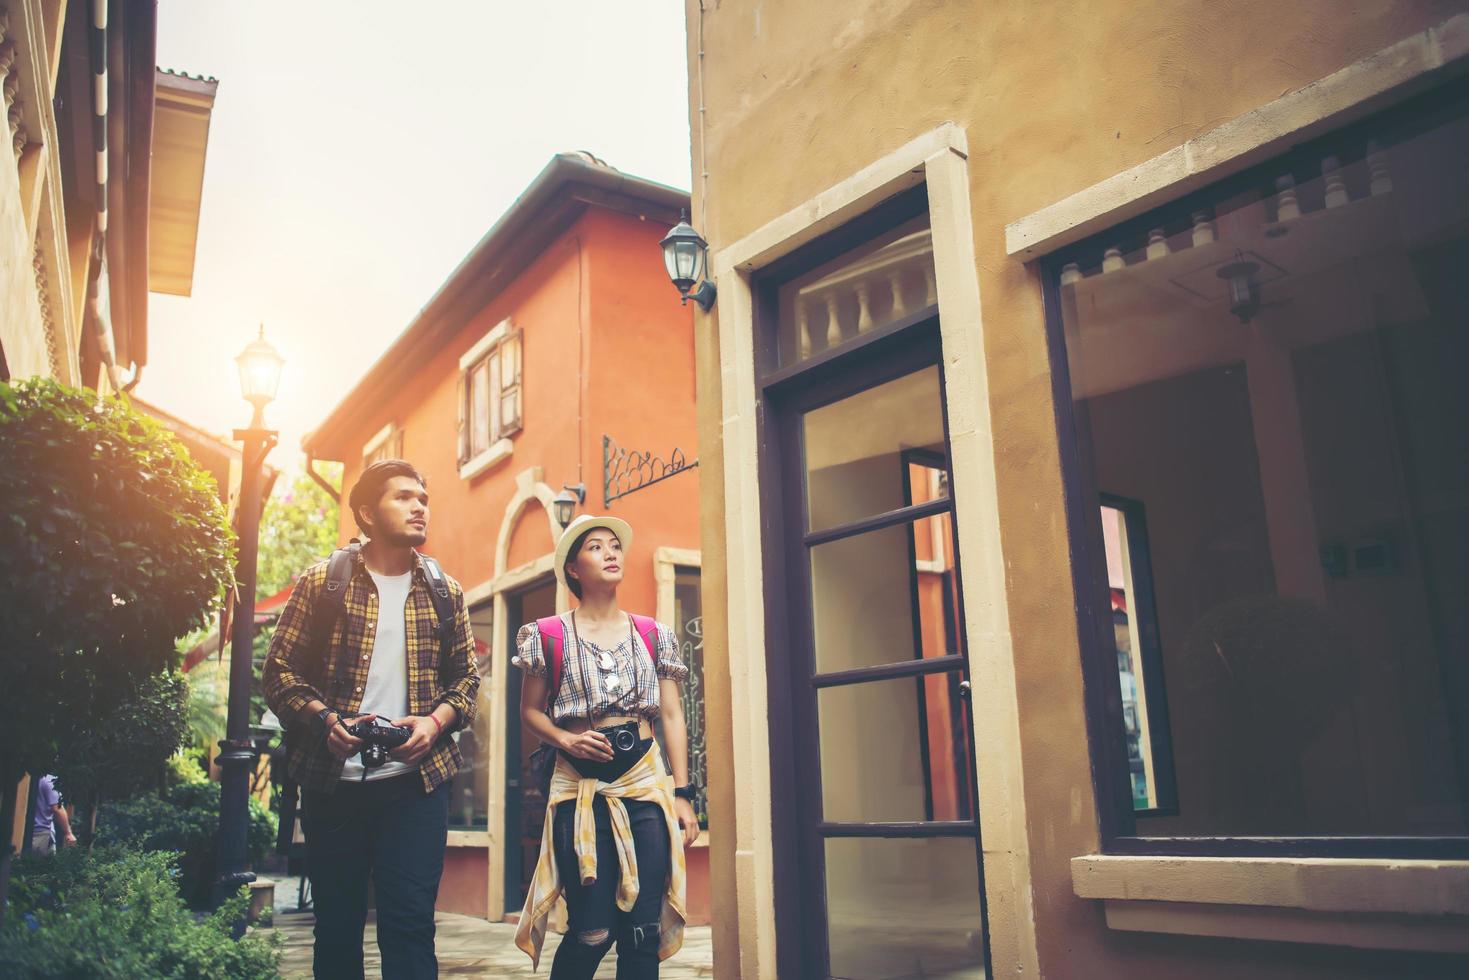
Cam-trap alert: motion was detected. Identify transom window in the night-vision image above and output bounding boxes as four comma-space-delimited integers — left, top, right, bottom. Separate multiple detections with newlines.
1045, 82, 1469, 857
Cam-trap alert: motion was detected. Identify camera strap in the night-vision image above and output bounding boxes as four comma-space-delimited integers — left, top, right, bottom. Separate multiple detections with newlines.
536, 613, 660, 710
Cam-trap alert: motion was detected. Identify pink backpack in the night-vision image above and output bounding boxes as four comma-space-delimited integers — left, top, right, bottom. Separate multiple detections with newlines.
536, 614, 659, 707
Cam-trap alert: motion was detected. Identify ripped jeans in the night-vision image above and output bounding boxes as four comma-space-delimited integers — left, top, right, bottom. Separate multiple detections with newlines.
550, 795, 670, 980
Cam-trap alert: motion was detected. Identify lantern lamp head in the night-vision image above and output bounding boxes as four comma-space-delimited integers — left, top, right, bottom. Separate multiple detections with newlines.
660, 211, 716, 311
1217, 259, 1262, 324
235, 326, 285, 426
553, 483, 587, 529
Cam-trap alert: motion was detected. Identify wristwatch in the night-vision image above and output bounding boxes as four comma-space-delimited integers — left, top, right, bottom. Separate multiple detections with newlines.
673, 784, 698, 803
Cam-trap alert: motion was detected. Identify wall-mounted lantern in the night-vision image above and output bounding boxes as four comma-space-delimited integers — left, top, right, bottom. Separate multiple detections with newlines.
660, 211, 716, 311
553, 483, 587, 529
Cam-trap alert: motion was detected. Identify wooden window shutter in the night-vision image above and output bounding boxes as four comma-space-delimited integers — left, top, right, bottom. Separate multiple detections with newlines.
455, 373, 468, 465
488, 350, 501, 443
500, 327, 523, 438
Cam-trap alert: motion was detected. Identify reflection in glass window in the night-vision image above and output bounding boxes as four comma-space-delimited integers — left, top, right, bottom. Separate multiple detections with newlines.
673, 567, 708, 829
825, 837, 985, 980
447, 601, 494, 830
1057, 102, 1469, 839
1101, 497, 1175, 814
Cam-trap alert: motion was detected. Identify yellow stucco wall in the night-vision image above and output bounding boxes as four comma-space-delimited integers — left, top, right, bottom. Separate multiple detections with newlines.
687, 2, 1469, 977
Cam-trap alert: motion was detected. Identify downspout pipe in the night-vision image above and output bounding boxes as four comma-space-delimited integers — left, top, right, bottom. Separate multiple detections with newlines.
305, 451, 341, 500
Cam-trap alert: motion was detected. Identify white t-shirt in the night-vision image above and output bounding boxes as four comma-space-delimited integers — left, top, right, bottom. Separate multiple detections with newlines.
340, 570, 418, 782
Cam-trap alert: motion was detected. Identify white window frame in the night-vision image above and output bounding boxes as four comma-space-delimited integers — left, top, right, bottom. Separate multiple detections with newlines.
361, 421, 403, 467
456, 318, 523, 479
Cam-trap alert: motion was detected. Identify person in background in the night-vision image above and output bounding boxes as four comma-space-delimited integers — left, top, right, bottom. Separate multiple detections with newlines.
31, 774, 75, 855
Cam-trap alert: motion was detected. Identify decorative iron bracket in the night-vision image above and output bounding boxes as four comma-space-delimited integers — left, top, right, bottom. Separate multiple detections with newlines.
603, 434, 698, 507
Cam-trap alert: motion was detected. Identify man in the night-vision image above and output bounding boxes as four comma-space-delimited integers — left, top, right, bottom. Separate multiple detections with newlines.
264, 459, 479, 980
30, 774, 75, 855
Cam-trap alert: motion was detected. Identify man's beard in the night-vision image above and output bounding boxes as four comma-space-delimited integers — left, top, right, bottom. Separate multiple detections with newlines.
378, 526, 428, 548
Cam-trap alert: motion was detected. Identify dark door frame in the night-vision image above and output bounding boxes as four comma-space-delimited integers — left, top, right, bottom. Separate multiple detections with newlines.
501, 574, 557, 914
760, 318, 992, 978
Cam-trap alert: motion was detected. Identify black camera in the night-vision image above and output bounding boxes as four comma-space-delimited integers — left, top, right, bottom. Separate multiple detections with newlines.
597, 721, 641, 754
563, 721, 645, 782
345, 718, 413, 769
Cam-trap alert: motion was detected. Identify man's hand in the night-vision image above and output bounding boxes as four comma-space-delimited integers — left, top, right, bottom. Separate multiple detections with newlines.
62, 831, 78, 847
674, 797, 700, 847
388, 715, 444, 765
325, 714, 374, 760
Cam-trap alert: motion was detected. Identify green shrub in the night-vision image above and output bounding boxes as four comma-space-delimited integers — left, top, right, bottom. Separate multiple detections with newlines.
0, 378, 235, 779
0, 847, 280, 979
95, 783, 276, 908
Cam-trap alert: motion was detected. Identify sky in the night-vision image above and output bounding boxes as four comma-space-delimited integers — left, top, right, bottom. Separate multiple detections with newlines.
140, 1, 692, 473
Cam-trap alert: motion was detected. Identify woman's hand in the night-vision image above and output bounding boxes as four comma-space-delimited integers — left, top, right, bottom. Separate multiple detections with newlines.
559, 730, 615, 762
674, 797, 700, 847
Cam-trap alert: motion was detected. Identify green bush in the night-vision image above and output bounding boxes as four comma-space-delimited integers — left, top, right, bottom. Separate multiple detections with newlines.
0, 847, 280, 979
95, 783, 276, 908
0, 378, 236, 779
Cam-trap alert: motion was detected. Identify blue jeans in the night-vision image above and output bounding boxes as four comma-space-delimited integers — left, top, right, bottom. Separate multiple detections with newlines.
550, 795, 670, 980
303, 774, 448, 980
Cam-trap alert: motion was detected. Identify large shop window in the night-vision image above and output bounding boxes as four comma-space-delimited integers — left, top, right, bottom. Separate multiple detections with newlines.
447, 600, 495, 830
672, 567, 708, 829
1046, 84, 1469, 857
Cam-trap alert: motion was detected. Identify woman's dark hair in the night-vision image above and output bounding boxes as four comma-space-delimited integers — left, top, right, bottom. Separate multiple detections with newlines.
563, 528, 596, 601
348, 459, 426, 534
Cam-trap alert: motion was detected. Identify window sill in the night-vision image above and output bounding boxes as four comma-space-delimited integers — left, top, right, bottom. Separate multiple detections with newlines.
446, 830, 490, 848
459, 439, 513, 481
1073, 854, 1469, 952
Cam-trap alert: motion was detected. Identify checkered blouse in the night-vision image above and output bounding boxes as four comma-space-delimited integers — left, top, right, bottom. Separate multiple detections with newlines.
512, 613, 688, 723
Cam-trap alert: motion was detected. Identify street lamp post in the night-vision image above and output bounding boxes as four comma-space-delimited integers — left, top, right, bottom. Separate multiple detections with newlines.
214, 327, 284, 918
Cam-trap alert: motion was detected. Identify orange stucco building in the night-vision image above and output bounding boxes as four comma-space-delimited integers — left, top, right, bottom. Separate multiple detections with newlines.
302, 153, 710, 923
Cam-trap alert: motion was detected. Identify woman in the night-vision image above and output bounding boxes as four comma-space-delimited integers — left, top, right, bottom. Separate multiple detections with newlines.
512, 514, 700, 979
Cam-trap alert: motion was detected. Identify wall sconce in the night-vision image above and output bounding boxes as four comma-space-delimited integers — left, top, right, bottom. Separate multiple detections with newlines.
660, 211, 716, 311
552, 483, 587, 529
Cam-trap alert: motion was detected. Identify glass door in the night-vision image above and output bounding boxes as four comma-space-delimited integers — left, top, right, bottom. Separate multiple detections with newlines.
503, 577, 556, 914
780, 344, 989, 979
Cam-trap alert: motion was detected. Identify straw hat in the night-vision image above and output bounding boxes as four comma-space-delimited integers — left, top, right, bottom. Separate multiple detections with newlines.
554, 514, 634, 591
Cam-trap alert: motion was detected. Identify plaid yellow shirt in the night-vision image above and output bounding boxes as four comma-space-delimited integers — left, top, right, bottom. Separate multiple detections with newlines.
263, 550, 480, 794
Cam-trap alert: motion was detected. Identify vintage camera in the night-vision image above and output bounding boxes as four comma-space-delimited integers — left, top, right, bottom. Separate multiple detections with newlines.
596, 721, 642, 755
345, 718, 413, 769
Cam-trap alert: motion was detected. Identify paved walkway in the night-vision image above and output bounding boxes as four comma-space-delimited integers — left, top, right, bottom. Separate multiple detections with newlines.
270, 909, 714, 979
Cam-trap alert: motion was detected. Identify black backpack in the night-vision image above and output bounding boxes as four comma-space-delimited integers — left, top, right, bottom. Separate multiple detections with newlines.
305, 540, 458, 692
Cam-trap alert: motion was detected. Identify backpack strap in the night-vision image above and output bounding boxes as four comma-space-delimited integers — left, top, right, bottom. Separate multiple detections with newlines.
629, 614, 660, 668
308, 541, 361, 686
417, 554, 456, 656
535, 615, 567, 710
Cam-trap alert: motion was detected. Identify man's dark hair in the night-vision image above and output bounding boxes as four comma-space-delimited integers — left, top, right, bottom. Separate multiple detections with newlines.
348, 459, 426, 535
563, 528, 598, 601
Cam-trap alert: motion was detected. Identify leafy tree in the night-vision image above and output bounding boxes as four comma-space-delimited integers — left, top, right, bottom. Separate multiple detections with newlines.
52, 670, 193, 846
0, 379, 235, 912
255, 464, 341, 600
